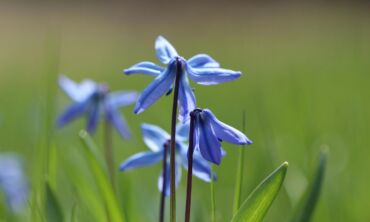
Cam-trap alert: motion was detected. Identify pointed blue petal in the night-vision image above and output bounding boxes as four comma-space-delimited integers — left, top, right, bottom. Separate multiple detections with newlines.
86, 103, 100, 134
106, 106, 131, 139
186, 65, 241, 85
176, 122, 190, 142
56, 99, 91, 128
203, 109, 252, 145
119, 151, 163, 171
187, 54, 220, 68
195, 114, 222, 165
142, 123, 169, 151
179, 144, 212, 182
158, 159, 181, 197
155, 36, 178, 64
59, 75, 96, 102
134, 62, 176, 114
108, 91, 138, 108
124, 61, 163, 76
178, 75, 196, 123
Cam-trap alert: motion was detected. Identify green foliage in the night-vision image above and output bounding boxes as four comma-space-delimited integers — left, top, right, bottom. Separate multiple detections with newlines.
45, 182, 64, 222
231, 162, 288, 222
290, 151, 327, 222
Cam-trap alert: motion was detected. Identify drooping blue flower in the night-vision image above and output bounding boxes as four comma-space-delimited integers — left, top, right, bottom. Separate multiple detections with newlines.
124, 36, 242, 122
57, 75, 138, 138
0, 154, 29, 213
192, 108, 252, 165
119, 123, 213, 196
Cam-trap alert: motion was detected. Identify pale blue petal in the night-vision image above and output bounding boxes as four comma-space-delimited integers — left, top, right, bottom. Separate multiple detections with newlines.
142, 123, 170, 152
56, 99, 91, 128
187, 54, 220, 68
106, 106, 131, 139
155, 36, 178, 64
119, 151, 163, 171
158, 159, 181, 197
195, 114, 222, 165
134, 61, 176, 114
179, 146, 212, 182
86, 103, 100, 134
59, 75, 96, 102
176, 122, 190, 142
108, 91, 138, 108
178, 75, 196, 123
203, 109, 252, 145
186, 65, 241, 85
124, 61, 163, 76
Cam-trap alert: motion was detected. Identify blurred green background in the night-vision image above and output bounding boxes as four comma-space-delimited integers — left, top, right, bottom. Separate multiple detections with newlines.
0, 1, 369, 221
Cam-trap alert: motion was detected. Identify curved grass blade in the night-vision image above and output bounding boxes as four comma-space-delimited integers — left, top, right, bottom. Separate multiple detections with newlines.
231, 162, 288, 222
45, 182, 64, 222
79, 130, 125, 222
289, 151, 327, 222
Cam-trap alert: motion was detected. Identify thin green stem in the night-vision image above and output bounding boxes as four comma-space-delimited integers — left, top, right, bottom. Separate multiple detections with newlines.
170, 58, 182, 222
211, 165, 216, 222
104, 120, 116, 193
232, 111, 246, 214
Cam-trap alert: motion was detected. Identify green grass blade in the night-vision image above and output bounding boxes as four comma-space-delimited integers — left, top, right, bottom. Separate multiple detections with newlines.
290, 151, 327, 222
210, 165, 216, 222
79, 130, 125, 222
231, 162, 288, 222
45, 182, 64, 222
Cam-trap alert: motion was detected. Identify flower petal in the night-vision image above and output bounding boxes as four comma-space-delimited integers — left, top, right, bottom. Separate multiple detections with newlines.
158, 159, 181, 197
179, 145, 213, 182
56, 99, 91, 128
108, 91, 138, 108
187, 54, 220, 68
86, 103, 100, 134
134, 61, 176, 114
106, 106, 131, 139
155, 36, 178, 64
59, 75, 96, 102
186, 65, 241, 85
142, 123, 170, 152
124, 61, 163, 76
203, 109, 252, 145
195, 114, 222, 165
176, 122, 190, 142
178, 75, 196, 123
119, 151, 163, 171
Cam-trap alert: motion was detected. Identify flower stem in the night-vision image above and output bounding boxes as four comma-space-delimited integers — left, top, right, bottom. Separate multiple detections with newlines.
170, 58, 182, 222
159, 142, 169, 222
104, 120, 116, 192
232, 111, 246, 214
211, 165, 216, 222
184, 111, 196, 222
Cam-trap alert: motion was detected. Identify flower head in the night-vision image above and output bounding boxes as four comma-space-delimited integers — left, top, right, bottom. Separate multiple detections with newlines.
57, 75, 138, 138
119, 123, 213, 196
124, 36, 242, 122
191, 108, 252, 165
0, 154, 29, 212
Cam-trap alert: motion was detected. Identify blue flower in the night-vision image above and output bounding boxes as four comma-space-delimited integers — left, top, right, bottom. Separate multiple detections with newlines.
119, 123, 213, 196
124, 36, 242, 122
192, 109, 252, 165
57, 75, 138, 138
0, 154, 28, 213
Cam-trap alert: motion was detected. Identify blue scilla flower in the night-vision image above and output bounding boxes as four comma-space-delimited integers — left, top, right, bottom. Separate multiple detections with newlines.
0, 154, 28, 212
119, 123, 213, 196
191, 109, 252, 165
57, 75, 138, 138
124, 36, 242, 122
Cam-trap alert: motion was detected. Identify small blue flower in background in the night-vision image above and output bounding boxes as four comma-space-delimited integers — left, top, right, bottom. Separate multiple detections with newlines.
192, 109, 252, 165
0, 154, 28, 213
119, 123, 213, 196
124, 36, 242, 122
57, 75, 138, 138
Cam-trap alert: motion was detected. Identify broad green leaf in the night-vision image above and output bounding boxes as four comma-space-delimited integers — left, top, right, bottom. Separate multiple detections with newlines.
231, 162, 288, 222
290, 151, 327, 222
79, 130, 125, 222
45, 182, 64, 222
